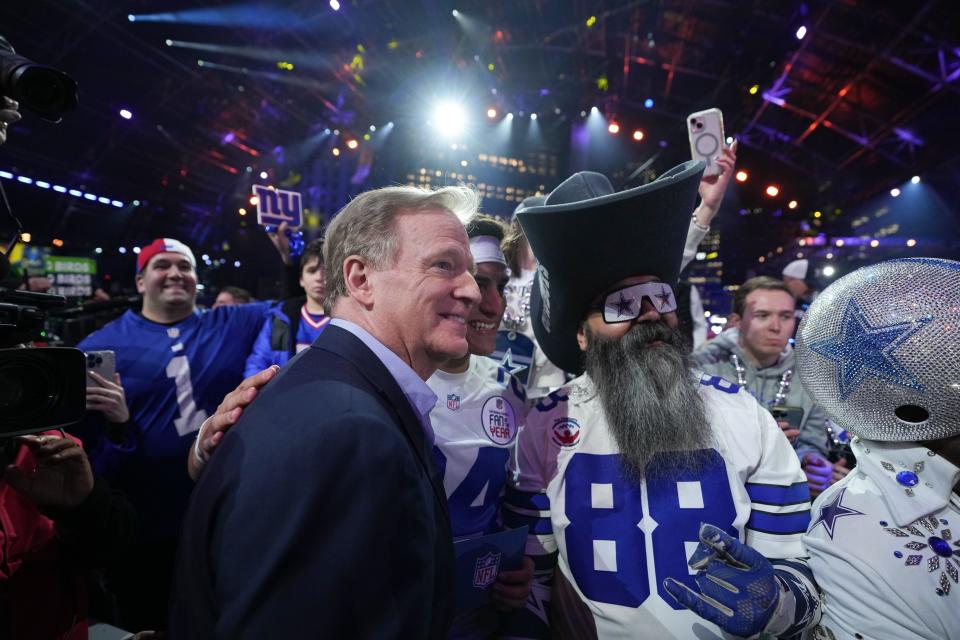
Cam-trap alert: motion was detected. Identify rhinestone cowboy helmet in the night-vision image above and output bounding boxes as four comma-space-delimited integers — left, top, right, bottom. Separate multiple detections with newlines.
795, 258, 960, 442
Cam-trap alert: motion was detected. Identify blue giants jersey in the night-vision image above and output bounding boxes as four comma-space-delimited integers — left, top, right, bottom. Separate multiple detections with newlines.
427, 356, 528, 540
76, 303, 272, 541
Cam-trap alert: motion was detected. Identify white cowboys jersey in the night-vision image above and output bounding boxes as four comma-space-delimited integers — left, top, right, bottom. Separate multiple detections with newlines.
503, 372, 810, 639
428, 355, 529, 539
803, 438, 960, 640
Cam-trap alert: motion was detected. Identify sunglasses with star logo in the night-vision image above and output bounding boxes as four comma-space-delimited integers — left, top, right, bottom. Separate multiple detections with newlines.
590, 282, 677, 323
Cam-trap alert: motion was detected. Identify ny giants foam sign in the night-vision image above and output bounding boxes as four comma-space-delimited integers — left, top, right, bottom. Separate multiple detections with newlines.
252, 185, 303, 228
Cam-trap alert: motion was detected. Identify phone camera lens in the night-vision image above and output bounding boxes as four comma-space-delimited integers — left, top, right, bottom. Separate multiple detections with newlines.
696, 122, 703, 130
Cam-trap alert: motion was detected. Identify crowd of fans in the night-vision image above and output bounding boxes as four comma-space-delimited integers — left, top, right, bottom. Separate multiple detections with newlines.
2, 94, 957, 640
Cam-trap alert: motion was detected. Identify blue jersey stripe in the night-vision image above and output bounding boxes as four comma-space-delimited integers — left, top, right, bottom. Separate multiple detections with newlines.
746, 509, 811, 535
746, 481, 810, 506
502, 509, 553, 535
504, 486, 551, 511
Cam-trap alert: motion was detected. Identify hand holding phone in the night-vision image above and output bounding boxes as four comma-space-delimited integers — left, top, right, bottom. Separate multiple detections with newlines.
687, 108, 725, 177
85, 351, 115, 387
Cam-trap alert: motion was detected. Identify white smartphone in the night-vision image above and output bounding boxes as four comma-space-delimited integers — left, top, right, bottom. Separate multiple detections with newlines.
687, 108, 725, 177
85, 350, 116, 387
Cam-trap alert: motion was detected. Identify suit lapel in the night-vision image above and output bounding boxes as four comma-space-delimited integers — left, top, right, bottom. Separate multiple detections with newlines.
314, 325, 450, 526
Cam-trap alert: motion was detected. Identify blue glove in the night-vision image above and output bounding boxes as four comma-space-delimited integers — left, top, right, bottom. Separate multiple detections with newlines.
663, 523, 781, 638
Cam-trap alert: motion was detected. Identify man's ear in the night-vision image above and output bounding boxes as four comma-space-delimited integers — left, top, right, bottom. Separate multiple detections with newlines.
342, 255, 375, 306
135, 273, 146, 295
576, 322, 588, 352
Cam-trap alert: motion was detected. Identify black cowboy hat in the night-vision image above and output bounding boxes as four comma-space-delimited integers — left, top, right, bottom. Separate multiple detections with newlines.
517, 160, 705, 373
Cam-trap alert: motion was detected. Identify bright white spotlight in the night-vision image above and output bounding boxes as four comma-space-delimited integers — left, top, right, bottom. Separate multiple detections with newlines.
796, 25, 807, 40
890, 187, 901, 197
430, 101, 468, 138
329, 0, 341, 10
506, 112, 514, 119
452, 9, 459, 16
823, 265, 835, 277
911, 175, 920, 184
530, 113, 537, 120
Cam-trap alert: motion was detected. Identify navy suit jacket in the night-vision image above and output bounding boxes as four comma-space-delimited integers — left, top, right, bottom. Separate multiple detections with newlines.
169, 325, 455, 639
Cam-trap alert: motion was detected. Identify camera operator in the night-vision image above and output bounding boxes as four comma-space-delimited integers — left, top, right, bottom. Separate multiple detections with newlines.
1, 431, 136, 640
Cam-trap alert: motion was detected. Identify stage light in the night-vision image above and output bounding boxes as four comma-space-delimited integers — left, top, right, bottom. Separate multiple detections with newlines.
796, 252, 804, 259
890, 187, 900, 197
69, 189, 82, 197
20, 232, 31, 243
17, 176, 32, 184
238, 208, 247, 216
329, 0, 340, 10
127, 14, 135, 22
907, 238, 917, 247
346, 139, 359, 149
84, 193, 97, 201
826, 252, 833, 259
249, 194, 259, 205
53, 185, 66, 193
98, 196, 111, 204
460, 160, 468, 167
823, 265, 835, 277
735, 170, 748, 182
369, 125, 376, 131
506, 112, 514, 119
35, 181, 49, 189
0, 171, 11, 179
813, 210, 822, 218
486, 108, 497, 119
644, 98, 654, 109
452, 9, 459, 16
591, 106, 599, 113
911, 175, 920, 184
749, 84, 759, 95
788, 200, 798, 209
796, 26, 807, 40
608, 122, 620, 134
332, 147, 340, 156
118, 247, 127, 254
586, 15, 597, 27
111, 200, 123, 207
758, 256, 765, 263
119, 109, 133, 120
259, 171, 268, 179
632, 129, 644, 141
870, 239, 879, 248
530, 113, 537, 120
835, 239, 845, 247
430, 100, 468, 138
133, 246, 141, 254
799, 239, 806, 247
234, 260, 241, 268
765, 185, 780, 197
94, 247, 103, 254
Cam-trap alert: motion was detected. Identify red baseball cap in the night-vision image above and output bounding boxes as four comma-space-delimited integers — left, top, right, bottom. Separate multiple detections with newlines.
137, 238, 197, 273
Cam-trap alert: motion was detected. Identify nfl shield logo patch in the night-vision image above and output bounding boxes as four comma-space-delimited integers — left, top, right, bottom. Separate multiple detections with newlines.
473, 552, 501, 589
447, 393, 461, 411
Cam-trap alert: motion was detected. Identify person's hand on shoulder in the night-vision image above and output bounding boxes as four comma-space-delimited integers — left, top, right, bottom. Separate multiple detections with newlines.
802, 453, 832, 497
188, 365, 280, 480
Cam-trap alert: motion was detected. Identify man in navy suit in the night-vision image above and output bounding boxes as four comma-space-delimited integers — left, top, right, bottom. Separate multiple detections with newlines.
169, 185, 482, 639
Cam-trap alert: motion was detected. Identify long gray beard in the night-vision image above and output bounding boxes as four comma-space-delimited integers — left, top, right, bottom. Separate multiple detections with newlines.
584, 321, 712, 480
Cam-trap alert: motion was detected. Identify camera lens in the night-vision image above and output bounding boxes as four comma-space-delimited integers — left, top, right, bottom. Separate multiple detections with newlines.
696, 122, 703, 129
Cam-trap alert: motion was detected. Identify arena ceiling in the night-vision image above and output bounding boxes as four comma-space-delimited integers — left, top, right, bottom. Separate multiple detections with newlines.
1, 0, 958, 281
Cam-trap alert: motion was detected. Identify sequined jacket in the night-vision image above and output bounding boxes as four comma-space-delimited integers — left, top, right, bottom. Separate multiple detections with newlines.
691, 328, 830, 459
803, 438, 960, 639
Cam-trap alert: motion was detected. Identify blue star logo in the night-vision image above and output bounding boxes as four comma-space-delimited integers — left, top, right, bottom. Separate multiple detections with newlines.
498, 348, 528, 377
807, 297, 931, 400
608, 293, 635, 318
811, 488, 864, 539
